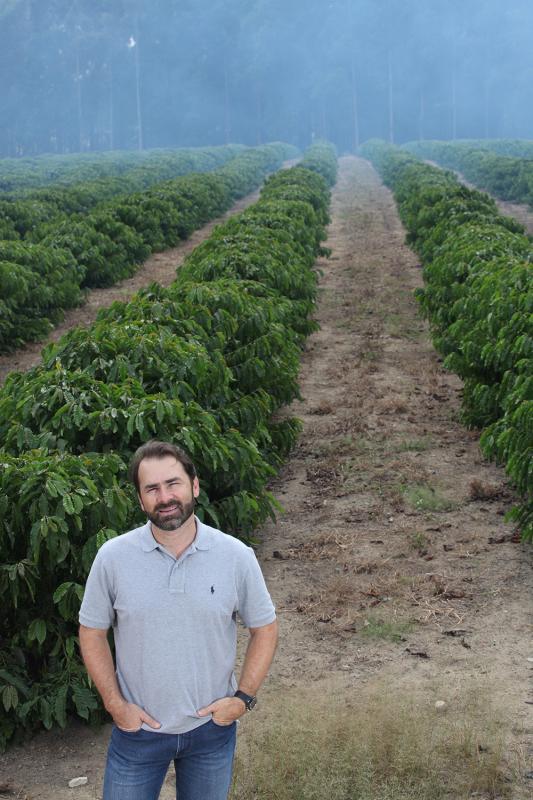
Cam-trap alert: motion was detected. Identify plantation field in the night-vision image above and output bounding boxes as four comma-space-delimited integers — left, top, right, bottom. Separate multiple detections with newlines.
0, 155, 532, 799
0, 180, 266, 385
404, 139, 533, 209
0, 143, 296, 352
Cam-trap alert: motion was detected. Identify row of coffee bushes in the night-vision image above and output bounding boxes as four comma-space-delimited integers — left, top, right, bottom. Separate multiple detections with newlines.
0, 146, 244, 238
404, 140, 533, 206
0, 143, 297, 352
299, 139, 338, 185
406, 139, 533, 160
0, 145, 245, 193
471, 140, 533, 158
0, 142, 336, 748
361, 139, 532, 541
36, 144, 298, 288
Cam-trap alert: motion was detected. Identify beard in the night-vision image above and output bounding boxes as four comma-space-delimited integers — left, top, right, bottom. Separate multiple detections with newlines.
146, 497, 196, 531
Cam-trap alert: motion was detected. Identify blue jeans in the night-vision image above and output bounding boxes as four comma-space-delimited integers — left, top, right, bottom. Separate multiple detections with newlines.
103, 720, 237, 800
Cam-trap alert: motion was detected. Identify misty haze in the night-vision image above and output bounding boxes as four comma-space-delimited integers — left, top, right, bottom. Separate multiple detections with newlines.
2, 0, 533, 155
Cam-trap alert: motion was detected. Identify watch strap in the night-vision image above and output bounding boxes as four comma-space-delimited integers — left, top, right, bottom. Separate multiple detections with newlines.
234, 690, 257, 710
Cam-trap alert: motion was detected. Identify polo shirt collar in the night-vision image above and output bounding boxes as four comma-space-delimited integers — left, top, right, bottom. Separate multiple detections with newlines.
140, 516, 211, 553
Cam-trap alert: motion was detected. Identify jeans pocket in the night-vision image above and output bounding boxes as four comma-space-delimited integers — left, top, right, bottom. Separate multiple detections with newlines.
114, 724, 144, 735
209, 718, 237, 729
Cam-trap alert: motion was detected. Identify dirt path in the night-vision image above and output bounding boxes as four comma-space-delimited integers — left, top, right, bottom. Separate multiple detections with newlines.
0, 188, 260, 385
489, 196, 533, 235
1, 157, 531, 799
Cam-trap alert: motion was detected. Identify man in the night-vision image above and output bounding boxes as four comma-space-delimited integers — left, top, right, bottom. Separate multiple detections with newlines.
79, 440, 278, 800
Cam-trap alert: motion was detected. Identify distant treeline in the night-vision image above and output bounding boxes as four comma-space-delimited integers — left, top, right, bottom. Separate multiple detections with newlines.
2, 0, 533, 157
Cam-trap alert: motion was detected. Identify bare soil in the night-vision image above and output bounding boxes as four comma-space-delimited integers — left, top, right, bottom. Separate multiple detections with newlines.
1, 157, 532, 799
491, 197, 533, 236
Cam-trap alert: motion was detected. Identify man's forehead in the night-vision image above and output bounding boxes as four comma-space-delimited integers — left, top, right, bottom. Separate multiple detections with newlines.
138, 455, 188, 484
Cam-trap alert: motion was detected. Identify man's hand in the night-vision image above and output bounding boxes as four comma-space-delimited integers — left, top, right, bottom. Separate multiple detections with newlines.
197, 696, 247, 726
110, 699, 161, 732
197, 620, 278, 726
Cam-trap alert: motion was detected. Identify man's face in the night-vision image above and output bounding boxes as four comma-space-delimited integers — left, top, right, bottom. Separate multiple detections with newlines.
137, 456, 200, 532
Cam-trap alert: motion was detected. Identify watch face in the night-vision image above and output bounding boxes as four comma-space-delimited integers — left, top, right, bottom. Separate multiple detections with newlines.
247, 696, 257, 710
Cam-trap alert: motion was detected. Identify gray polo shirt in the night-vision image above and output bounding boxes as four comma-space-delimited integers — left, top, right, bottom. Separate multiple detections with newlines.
79, 518, 276, 734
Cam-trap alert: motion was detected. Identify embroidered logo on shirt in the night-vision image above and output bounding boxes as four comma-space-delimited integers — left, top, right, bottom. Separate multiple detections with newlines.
210, 585, 215, 594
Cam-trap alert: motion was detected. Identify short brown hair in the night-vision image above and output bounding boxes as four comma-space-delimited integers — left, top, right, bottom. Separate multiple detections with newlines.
129, 440, 197, 493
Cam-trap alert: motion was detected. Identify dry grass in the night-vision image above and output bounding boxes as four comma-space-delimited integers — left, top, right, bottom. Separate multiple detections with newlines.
308, 400, 335, 416
282, 531, 351, 561
469, 479, 504, 502
231, 679, 525, 800
376, 396, 410, 415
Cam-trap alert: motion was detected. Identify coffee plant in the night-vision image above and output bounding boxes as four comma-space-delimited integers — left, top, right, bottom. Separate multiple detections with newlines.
0, 143, 297, 350
0, 142, 335, 748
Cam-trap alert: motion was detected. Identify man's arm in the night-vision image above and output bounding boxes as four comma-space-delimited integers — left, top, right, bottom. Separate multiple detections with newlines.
79, 625, 161, 731
197, 619, 278, 725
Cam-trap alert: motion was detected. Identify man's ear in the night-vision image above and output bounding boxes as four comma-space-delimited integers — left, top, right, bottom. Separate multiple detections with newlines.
138, 492, 146, 512
193, 477, 200, 499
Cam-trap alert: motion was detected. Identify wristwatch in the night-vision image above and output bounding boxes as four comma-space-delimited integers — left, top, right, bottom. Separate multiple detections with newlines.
234, 690, 257, 710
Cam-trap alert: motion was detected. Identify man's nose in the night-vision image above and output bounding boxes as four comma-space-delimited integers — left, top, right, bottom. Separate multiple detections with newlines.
159, 486, 175, 504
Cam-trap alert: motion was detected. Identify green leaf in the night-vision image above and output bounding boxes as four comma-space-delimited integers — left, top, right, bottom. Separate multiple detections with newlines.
2, 685, 18, 712
72, 684, 99, 720
0, 669, 30, 698
54, 685, 68, 728
96, 528, 118, 549
53, 582, 74, 604
155, 399, 165, 423
65, 636, 76, 659
27, 618, 47, 645
62, 494, 75, 515
40, 698, 53, 729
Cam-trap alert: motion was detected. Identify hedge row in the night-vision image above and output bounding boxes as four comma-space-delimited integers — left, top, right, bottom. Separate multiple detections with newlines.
404, 140, 533, 206
0, 146, 245, 239
0, 142, 336, 749
0, 143, 297, 352
0, 144, 245, 193
407, 138, 533, 160
299, 139, 338, 185
361, 139, 532, 541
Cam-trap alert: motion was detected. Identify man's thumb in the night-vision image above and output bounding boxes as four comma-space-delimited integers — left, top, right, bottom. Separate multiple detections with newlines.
141, 712, 161, 729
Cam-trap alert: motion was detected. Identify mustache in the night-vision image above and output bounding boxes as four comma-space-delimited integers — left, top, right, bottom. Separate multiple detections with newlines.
155, 501, 183, 513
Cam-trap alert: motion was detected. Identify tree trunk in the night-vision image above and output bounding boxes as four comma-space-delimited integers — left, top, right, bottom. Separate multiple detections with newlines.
483, 40, 490, 139
347, 0, 359, 151
255, 83, 263, 144
387, 50, 394, 143
223, 54, 231, 144
418, 89, 425, 141
451, 74, 457, 139
134, 16, 143, 150
451, 38, 457, 140
350, 58, 360, 151
109, 55, 115, 150
75, 47, 83, 151
320, 93, 327, 139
